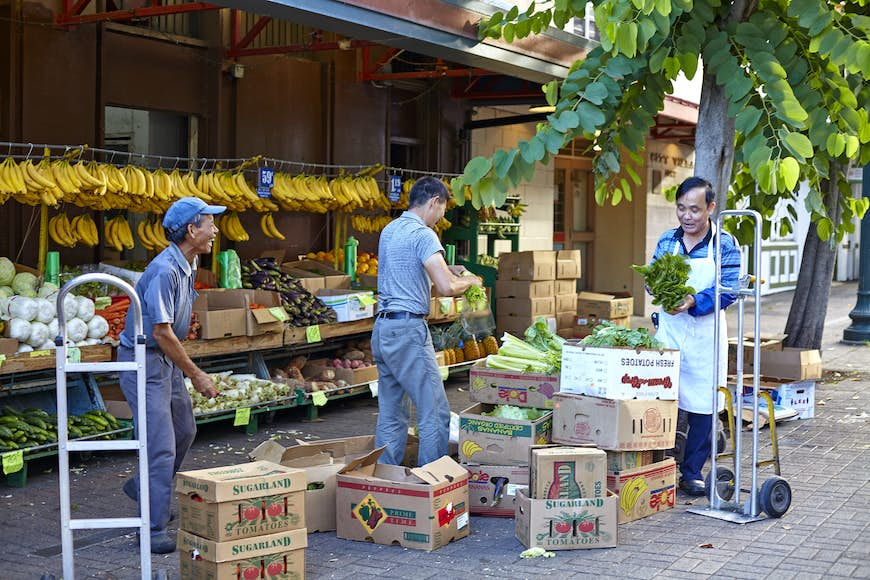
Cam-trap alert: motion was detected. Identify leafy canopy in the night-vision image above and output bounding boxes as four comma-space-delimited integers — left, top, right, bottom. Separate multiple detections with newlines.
454, 0, 870, 242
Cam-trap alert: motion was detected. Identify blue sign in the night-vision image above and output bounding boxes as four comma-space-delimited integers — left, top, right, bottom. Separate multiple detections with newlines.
258, 167, 275, 198
389, 174, 402, 203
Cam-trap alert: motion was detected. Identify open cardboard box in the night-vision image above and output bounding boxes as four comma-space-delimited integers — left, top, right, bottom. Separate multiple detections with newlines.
282, 260, 350, 289
465, 464, 529, 517
243, 289, 285, 336
335, 448, 470, 551
458, 403, 552, 465
192, 289, 248, 339
497, 251, 556, 281
468, 360, 560, 410
607, 458, 676, 523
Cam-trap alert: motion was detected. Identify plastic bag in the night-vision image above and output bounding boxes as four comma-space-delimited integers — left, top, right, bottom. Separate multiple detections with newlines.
219, 250, 242, 289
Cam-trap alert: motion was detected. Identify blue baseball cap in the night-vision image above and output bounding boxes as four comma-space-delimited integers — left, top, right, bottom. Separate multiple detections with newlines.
163, 197, 226, 234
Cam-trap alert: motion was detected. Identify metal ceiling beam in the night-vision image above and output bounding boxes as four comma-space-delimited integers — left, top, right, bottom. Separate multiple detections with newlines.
56, 0, 220, 26
206, 0, 574, 83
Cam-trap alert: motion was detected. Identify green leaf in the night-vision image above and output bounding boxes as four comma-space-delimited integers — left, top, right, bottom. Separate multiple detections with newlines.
678, 52, 699, 79
604, 56, 633, 79
602, 151, 620, 173
654, 0, 671, 17
450, 177, 466, 206
503, 22, 515, 43
519, 137, 545, 164
620, 178, 632, 202
638, 19, 658, 48
755, 57, 787, 80
816, 218, 833, 241
583, 82, 609, 105
469, 181, 482, 209
507, 5, 519, 20
779, 157, 800, 191
805, 188, 824, 214
544, 80, 559, 107
548, 110, 580, 132
544, 129, 565, 155
757, 161, 772, 192
777, 98, 809, 125
748, 145, 772, 172
595, 184, 607, 205
783, 131, 814, 159
845, 135, 860, 158
649, 47, 669, 73
735, 106, 764, 135
626, 164, 641, 186
516, 18, 532, 38
827, 133, 846, 157
492, 149, 518, 180
463, 156, 493, 183
577, 102, 606, 133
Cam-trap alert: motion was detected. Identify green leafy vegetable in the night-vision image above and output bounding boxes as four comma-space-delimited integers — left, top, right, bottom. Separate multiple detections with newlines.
463, 284, 487, 309
485, 332, 561, 374
484, 404, 546, 421
579, 321, 664, 349
631, 253, 696, 311
524, 318, 566, 354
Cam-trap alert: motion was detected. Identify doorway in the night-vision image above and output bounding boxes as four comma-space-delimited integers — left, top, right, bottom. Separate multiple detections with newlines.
554, 156, 594, 291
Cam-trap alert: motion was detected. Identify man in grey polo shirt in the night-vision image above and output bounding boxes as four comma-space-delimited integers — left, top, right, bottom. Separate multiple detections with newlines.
374, 176, 482, 466
117, 197, 223, 554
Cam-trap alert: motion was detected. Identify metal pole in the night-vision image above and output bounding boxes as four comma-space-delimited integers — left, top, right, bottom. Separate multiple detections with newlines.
843, 163, 870, 343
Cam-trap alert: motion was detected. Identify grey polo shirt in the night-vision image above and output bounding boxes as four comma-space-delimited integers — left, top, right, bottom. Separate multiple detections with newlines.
119, 243, 197, 349
377, 211, 444, 315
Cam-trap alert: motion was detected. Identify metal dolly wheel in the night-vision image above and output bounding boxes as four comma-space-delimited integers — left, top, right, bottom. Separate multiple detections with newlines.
688, 210, 792, 524
55, 273, 152, 578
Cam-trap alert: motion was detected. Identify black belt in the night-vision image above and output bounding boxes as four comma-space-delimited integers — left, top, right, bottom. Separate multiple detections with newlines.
376, 311, 426, 320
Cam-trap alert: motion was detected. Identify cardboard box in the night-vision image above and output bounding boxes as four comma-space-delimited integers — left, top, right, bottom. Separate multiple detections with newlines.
605, 450, 666, 472
176, 461, 306, 541
283, 260, 350, 289
759, 348, 822, 381
465, 464, 529, 517
0, 337, 18, 355
495, 279, 555, 300
178, 529, 306, 580
336, 449, 470, 551
557, 328, 575, 339
459, 403, 553, 465
243, 289, 285, 336
555, 312, 577, 329
607, 458, 676, 523
577, 291, 634, 319
429, 296, 455, 320
99, 384, 132, 420
497, 297, 555, 319
559, 344, 680, 400
769, 379, 816, 419
315, 289, 375, 322
555, 294, 577, 314
554, 279, 576, 295
498, 251, 556, 281
575, 316, 631, 338
469, 361, 560, 410
727, 335, 784, 373
281, 265, 326, 294
552, 393, 677, 451
556, 250, 582, 280
192, 289, 248, 339
530, 446, 606, 500
496, 315, 543, 338
515, 488, 617, 550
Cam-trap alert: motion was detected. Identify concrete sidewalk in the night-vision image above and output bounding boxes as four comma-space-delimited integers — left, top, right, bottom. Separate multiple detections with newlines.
0, 282, 867, 579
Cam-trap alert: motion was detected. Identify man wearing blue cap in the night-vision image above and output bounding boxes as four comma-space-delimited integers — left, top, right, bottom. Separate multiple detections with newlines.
117, 197, 225, 553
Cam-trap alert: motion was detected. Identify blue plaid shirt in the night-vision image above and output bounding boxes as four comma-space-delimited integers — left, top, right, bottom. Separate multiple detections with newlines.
651, 222, 741, 316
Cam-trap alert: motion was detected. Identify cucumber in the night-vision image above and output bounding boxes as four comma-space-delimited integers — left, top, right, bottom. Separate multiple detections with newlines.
23, 416, 48, 430
2, 406, 23, 418
0, 426, 13, 440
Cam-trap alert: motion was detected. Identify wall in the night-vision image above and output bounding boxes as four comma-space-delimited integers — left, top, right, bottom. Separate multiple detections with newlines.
469, 106, 554, 253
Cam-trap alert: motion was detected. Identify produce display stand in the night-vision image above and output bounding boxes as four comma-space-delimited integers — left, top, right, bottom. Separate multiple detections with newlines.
0, 345, 112, 376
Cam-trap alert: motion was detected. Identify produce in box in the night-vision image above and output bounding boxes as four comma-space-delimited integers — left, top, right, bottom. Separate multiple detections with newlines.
241, 258, 337, 326
631, 253, 695, 312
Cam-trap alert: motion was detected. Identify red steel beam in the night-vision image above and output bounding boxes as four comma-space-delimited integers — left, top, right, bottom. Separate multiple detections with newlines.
57, 1, 219, 25
228, 39, 374, 58
363, 67, 495, 81
228, 15, 272, 56
69, 0, 93, 17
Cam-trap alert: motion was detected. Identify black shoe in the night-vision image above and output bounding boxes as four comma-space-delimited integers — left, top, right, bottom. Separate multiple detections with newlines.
137, 531, 176, 554
679, 478, 706, 496
123, 478, 177, 522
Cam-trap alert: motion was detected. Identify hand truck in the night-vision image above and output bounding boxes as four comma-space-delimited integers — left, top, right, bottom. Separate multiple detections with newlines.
55, 273, 151, 577
688, 209, 792, 523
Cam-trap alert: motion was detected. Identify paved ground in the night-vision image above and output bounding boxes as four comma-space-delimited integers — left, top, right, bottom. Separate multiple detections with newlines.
1, 282, 868, 579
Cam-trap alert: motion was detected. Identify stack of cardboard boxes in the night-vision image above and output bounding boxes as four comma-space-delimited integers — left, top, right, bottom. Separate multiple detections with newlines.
176, 461, 308, 579
553, 342, 681, 523
554, 250, 581, 339
575, 291, 634, 338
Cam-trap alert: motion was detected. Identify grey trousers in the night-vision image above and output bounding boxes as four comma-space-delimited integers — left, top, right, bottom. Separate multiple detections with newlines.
118, 345, 196, 534
372, 316, 450, 466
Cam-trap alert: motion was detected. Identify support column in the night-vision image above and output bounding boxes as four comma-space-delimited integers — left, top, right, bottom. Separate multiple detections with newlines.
843, 163, 870, 343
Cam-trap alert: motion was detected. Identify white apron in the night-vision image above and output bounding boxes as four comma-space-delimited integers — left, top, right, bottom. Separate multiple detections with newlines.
655, 226, 727, 415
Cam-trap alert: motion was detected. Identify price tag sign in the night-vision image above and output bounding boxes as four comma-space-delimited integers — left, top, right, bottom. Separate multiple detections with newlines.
0, 354, 5, 369
94, 296, 112, 310
233, 407, 251, 426
257, 167, 275, 198
268, 307, 288, 322
311, 391, 328, 407
29, 350, 51, 358
358, 294, 377, 306
388, 174, 402, 203
2, 450, 23, 475
68, 347, 81, 364
369, 381, 378, 398
306, 325, 321, 343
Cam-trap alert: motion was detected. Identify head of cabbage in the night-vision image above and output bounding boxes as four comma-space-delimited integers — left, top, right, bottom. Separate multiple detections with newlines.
12, 272, 38, 297
0, 258, 15, 287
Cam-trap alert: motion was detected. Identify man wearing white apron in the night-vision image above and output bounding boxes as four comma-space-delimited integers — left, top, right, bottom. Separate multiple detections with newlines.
651, 177, 741, 496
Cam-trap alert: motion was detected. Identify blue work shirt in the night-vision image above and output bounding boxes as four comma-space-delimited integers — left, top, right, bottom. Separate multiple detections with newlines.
119, 243, 197, 349
651, 222, 741, 316
377, 211, 444, 315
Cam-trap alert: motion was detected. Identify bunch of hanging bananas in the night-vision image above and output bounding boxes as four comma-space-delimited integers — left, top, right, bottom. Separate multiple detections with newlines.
350, 214, 394, 234
196, 171, 279, 213
328, 174, 390, 212
619, 476, 648, 516
48, 212, 99, 248
216, 212, 249, 242
271, 174, 336, 213
136, 219, 170, 252
104, 216, 135, 253
259, 213, 285, 240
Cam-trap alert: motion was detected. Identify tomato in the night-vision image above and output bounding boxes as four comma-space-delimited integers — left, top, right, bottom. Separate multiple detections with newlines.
266, 502, 283, 517
242, 566, 260, 580
244, 506, 261, 522
578, 520, 595, 533
266, 561, 284, 576
553, 520, 571, 534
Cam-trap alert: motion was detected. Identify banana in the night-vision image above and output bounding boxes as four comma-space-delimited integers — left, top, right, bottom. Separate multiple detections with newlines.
51, 161, 78, 196
22, 159, 55, 191
104, 217, 121, 252
461, 440, 484, 459
137, 220, 155, 251
260, 213, 285, 240
81, 214, 99, 246
118, 217, 135, 250
152, 221, 170, 249
143, 168, 155, 199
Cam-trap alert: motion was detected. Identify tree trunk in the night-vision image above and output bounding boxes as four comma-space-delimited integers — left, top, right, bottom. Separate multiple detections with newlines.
694, 73, 736, 216
783, 176, 843, 349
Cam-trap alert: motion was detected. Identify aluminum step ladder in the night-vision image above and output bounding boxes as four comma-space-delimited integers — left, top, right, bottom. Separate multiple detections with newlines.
55, 273, 151, 578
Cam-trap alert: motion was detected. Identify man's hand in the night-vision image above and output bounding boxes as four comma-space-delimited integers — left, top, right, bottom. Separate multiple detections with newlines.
666, 294, 695, 315
191, 371, 219, 398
